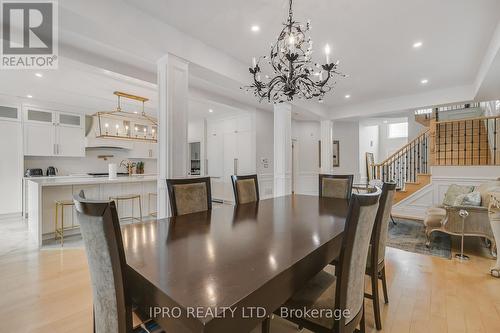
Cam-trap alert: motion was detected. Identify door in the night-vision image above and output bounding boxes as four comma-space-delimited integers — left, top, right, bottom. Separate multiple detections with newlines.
0, 120, 22, 214
56, 112, 84, 157
24, 122, 55, 156
235, 130, 255, 175
57, 125, 84, 157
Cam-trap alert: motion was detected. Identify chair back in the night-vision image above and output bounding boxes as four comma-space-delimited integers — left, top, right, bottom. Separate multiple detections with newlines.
335, 188, 381, 332
319, 174, 354, 199
231, 174, 260, 204
370, 182, 397, 268
166, 177, 212, 216
73, 191, 131, 333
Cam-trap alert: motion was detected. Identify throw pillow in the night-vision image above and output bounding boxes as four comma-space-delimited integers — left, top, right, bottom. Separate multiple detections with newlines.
443, 184, 474, 206
453, 191, 481, 206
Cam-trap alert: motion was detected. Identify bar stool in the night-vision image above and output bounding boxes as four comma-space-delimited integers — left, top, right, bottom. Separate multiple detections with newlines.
55, 199, 77, 246
109, 194, 143, 223
148, 192, 157, 217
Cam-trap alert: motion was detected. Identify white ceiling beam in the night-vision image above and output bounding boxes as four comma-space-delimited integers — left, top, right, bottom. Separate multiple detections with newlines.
473, 21, 500, 100
328, 85, 474, 120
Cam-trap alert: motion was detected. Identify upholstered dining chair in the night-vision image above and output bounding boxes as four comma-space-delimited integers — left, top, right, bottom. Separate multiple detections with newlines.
73, 191, 163, 333
166, 177, 212, 216
319, 174, 354, 200
364, 182, 396, 330
264, 188, 382, 333
231, 174, 260, 204
330, 182, 396, 330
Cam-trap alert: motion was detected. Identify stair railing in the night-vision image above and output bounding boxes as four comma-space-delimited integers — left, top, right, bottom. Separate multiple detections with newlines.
434, 115, 500, 166
371, 129, 431, 189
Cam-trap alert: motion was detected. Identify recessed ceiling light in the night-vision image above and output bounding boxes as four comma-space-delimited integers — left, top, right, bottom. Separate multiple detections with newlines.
26, 94, 33, 98
209, 109, 214, 113
251, 25, 260, 32
344, 94, 351, 99
420, 79, 429, 85
413, 41, 423, 48
35, 73, 43, 78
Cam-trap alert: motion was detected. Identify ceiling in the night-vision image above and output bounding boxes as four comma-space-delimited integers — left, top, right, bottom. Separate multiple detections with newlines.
126, 0, 500, 108
0, 58, 157, 114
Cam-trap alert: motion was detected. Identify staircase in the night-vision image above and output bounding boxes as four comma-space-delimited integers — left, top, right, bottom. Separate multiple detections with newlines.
372, 129, 431, 204
369, 109, 500, 204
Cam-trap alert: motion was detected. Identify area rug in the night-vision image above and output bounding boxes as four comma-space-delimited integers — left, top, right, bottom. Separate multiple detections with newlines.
387, 219, 452, 259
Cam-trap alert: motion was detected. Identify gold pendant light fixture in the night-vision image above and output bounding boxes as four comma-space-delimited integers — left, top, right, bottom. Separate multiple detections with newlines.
95, 91, 158, 143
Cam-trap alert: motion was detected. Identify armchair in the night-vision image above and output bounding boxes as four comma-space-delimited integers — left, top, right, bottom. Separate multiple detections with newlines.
424, 180, 500, 256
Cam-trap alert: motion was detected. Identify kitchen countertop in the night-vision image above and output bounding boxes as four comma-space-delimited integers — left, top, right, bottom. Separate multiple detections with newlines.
26, 174, 158, 187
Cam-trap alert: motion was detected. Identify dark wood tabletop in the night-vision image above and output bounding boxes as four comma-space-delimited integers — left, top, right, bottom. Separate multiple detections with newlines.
123, 194, 349, 333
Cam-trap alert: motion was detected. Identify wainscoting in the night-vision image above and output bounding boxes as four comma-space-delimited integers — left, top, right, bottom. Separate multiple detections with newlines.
293, 172, 319, 196
392, 166, 499, 220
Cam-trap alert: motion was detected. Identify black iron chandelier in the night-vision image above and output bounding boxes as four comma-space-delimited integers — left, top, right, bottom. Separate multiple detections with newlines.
245, 0, 347, 104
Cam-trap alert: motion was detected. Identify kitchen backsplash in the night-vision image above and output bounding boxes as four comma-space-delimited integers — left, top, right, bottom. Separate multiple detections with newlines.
24, 149, 157, 176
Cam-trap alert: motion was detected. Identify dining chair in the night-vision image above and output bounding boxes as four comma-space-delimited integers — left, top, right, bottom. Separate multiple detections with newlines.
73, 191, 163, 333
365, 182, 396, 330
265, 187, 382, 333
166, 177, 212, 216
231, 174, 260, 204
329, 182, 396, 330
319, 174, 354, 200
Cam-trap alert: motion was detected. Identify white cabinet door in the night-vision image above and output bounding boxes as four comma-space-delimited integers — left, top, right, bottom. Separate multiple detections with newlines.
131, 141, 150, 158
57, 125, 84, 157
207, 131, 224, 178
0, 120, 22, 215
149, 143, 157, 159
235, 131, 256, 175
24, 122, 55, 156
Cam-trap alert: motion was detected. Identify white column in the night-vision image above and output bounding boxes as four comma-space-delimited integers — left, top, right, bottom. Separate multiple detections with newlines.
274, 103, 292, 197
157, 54, 189, 218
320, 120, 334, 174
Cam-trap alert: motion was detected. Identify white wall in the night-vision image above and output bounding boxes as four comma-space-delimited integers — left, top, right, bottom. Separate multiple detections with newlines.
292, 120, 320, 195
407, 112, 425, 141
333, 121, 361, 182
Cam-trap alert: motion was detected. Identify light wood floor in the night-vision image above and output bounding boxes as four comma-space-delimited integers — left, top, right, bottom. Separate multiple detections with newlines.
1, 217, 500, 333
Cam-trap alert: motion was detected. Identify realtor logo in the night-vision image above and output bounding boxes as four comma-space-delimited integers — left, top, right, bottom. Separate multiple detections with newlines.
1, 0, 58, 69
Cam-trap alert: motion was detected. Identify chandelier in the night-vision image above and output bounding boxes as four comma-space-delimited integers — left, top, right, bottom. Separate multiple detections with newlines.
94, 91, 158, 143
245, 0, 346, 104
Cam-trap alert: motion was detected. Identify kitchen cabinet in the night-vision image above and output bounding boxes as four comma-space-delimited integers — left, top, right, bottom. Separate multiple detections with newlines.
23, 108, 84, 157
206, 114, 256, 202
0, 107, 23, 216
130, 141, 157, 159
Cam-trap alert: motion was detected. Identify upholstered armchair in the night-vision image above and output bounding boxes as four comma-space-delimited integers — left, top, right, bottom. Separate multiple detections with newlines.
424, 180, 500, 256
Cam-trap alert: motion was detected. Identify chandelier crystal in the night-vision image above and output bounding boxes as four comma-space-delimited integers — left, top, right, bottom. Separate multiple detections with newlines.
245, 0, 347, 104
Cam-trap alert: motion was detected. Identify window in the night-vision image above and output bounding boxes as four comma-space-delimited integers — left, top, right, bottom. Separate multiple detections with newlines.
388, 122, 408, 139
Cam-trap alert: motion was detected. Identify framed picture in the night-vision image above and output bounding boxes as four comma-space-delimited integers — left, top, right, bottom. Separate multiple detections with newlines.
332, 140, 340, 167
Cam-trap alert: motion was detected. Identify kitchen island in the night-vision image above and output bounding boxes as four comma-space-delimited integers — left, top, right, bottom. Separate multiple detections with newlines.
26, 175, 157, 247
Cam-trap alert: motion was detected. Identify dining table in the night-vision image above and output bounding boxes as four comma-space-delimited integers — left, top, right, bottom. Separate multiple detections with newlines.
122, 194, 349, 333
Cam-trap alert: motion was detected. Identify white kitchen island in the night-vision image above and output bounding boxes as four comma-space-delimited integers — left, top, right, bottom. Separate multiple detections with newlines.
26, 175, 157, 247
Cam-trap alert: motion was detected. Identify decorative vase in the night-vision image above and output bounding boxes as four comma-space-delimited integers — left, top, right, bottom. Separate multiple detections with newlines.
488, 192, 500, 278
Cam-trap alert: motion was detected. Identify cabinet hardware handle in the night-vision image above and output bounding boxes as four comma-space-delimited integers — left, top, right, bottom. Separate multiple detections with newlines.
234, 158, 238, 175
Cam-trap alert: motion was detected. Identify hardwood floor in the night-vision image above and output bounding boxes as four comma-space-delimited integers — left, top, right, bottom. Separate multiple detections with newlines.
0, 217, 500, 333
